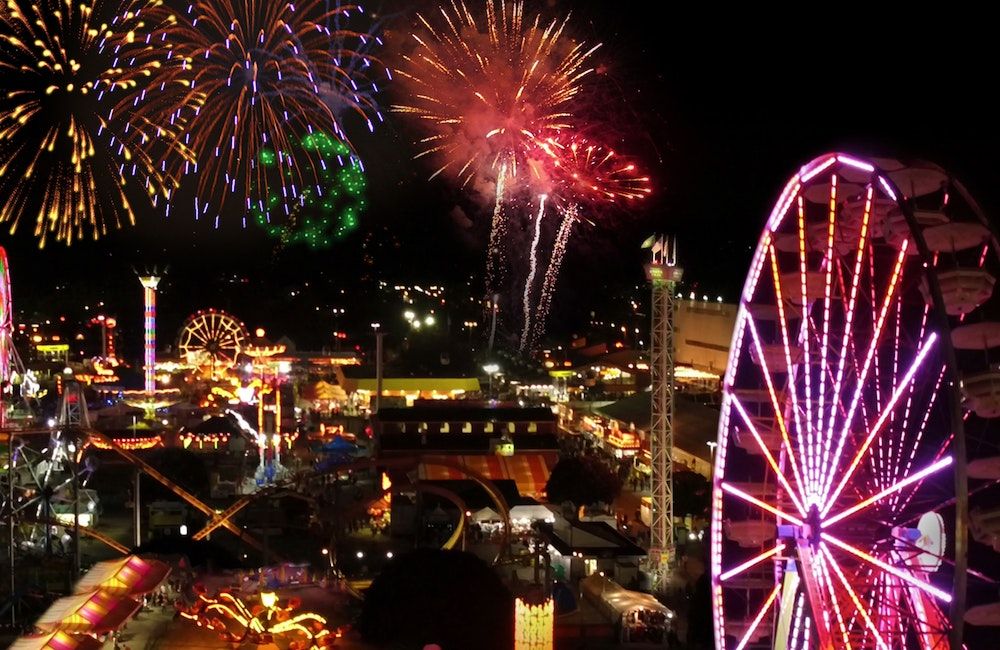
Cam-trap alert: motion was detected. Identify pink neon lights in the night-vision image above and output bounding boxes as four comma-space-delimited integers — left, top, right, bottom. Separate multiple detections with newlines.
822, 186, 873, 486
823, 456, 953, 529
797, 196, 816, 492
817, 176, 837, 463
735, 584, 781, 650
877, 175, 898, 201
820, 240, 910, 505
719, 542, 786, 582
820, 543, 890, 650
821, 532, 952, 603
815, 550, 851, 649
836, 155, 875, 173
801, 156, 837, 183
720, 482, 805, 526
738, 321, 808, 515
823, 332, 939, 514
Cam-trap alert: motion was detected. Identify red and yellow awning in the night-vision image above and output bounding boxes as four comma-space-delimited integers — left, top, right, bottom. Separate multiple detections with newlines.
73, 555, 170, 598
419, 453, 555, 498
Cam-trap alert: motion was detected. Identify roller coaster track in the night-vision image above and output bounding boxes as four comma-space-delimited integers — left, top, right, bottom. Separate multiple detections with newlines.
87, 431, 269, 554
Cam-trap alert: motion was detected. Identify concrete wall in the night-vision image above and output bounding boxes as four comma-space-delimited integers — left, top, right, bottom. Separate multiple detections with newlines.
674, 299, 738, 374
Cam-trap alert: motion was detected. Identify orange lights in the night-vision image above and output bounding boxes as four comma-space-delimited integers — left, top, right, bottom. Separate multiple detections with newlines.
179, 589, 331, 649
607, 429, 640, 450
180, 432, 231, 450
88, 435, 162, 451
515, 598, 554, 650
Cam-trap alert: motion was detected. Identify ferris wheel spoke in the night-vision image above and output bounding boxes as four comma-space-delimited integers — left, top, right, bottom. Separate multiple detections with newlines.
767, 243, 810, 494
821, 241, 910, 505
795, 195, 819, 490
825, 188, 873, 494
739, 321, 809, 513
735, 583, 782, 650
814, 549, 854, 649
720, 482, 805, 526
820, 532, 951, 602
820, 542, 890, 650
817, 175, 839, 451
822, 332, 938, 515
719, 542, 787, 582
822, 456, 953, 529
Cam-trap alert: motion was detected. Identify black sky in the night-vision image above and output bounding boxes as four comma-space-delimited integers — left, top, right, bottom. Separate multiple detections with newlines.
3, 2, 998, 348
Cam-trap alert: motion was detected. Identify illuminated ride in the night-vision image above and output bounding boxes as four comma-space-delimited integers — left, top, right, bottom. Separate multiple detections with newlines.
712, 154, 1000, 649
5, 435, 98, 555
177, 310, 249, 373
179, 588, 336, 649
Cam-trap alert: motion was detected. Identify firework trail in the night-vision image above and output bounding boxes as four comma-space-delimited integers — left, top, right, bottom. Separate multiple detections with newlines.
520, 194, 547, 352
0, 0, 190, 247
524, 136, 650, 347
393, 0, 599, 293
531, 203, 578, 346
146, 0, 387, 226
486, 162, 508, 290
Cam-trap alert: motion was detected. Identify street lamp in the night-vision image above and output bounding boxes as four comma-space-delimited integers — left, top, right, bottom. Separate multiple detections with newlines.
483, 364, 500, 397
706, 441, 718, 468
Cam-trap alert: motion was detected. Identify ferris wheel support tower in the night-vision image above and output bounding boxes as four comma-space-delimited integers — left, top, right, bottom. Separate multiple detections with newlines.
644, 235, 682, 592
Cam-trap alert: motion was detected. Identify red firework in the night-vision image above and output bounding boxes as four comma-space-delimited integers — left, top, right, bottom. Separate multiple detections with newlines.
393, 0, 600, 188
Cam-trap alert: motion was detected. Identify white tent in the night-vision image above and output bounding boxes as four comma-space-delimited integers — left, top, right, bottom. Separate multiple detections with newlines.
472, 507, 502, 523
580, 573, 674, 626
509, 504, 556, 523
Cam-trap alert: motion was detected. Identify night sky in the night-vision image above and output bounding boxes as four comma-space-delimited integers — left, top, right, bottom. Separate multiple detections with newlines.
3, 2, 997, 353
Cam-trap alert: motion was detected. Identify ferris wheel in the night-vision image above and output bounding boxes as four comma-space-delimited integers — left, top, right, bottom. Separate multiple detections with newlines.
177, 309, 249, 370
4, 433, 98, 555
1, 246, 13, 386
712, 154, 1000, 649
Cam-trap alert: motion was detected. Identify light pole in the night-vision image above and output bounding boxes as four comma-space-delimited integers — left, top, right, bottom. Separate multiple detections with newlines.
706, 441, 718, 473
371, 323, 383, 414
483, 364, 500, 398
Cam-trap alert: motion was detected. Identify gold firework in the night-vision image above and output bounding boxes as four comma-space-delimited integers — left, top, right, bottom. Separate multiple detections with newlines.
0, 0, 192, 247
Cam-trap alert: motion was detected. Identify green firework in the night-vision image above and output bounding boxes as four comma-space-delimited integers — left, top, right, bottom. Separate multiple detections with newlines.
251, 132, 367, 249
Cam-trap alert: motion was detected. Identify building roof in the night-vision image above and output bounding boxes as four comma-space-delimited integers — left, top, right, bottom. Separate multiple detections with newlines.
418, 479, 536, 510
538, 519, 646, 558
183, 414, 242, 437
377, 405, 556, 423
594, 392, 719, 461
380, 432, 560, 453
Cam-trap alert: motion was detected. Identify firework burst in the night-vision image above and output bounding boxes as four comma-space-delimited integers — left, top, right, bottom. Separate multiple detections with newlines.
393, 0, 600, 292
523, 136, 650, 348
0, 0, 189, 247
147, 0, 386, 225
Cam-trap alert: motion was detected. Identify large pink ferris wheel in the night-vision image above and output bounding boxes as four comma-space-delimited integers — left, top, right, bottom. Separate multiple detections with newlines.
712, 153, 1000, 649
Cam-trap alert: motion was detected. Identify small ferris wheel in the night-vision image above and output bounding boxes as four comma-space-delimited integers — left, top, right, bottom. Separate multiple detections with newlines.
177, 309, 249, 370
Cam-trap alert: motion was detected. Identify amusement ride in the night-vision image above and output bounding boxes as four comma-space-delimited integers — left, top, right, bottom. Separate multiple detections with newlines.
711, 154, 1000, 649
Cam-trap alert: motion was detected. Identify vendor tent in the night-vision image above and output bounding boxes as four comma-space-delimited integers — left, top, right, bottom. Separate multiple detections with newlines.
509, 504, 556, 522
9, 631, 102, 650
34, 590, 140, 635
580, 573, 673, 623
472, 507, 502, 523
73, 555, 170, 597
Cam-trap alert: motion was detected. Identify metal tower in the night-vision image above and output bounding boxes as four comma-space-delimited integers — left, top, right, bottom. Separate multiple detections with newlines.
138, 275, 161, 394
644, 235, 682, 592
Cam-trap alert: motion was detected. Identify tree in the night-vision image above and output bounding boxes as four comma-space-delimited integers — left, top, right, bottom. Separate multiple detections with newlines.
673, 470, 710, 517
145, 448, 211, 501
545, 455, 622, 514
358, 549, 513, 650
